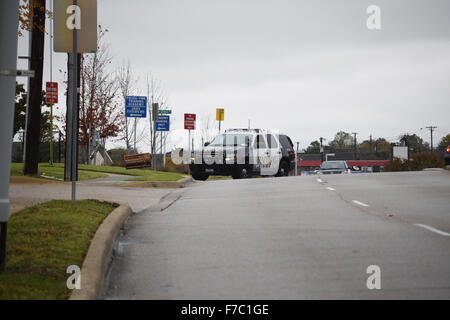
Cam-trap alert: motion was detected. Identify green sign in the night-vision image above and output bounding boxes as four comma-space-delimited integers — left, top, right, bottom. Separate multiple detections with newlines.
158, 110, 172, 114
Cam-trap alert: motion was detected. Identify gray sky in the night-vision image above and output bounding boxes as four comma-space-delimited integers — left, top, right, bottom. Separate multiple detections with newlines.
18, 0, 450, 151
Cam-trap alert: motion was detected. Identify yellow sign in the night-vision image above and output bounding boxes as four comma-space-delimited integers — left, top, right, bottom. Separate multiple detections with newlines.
216, 108, 224, 121
54, 0, 98, 53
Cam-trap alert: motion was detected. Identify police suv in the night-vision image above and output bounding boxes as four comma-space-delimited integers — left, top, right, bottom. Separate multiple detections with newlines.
189, 129, 296, 180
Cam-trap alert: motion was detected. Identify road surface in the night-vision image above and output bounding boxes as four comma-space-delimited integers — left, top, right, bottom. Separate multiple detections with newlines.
103, 170, 450, 299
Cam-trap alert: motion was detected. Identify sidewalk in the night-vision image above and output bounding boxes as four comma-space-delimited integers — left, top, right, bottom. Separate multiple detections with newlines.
9, 177, 173, 216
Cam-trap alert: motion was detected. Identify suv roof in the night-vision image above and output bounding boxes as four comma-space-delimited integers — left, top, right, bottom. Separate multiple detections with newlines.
225, 129, 288, 136
225, 129, 262, 134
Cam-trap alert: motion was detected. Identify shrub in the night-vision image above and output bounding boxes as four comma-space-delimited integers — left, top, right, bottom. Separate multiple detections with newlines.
384, 153, 444, 172
407, 152, 444, 171
383, 158, 409, 172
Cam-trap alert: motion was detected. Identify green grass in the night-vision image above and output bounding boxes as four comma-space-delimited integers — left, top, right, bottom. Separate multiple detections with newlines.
0, 200, 117, 300
10, 163, 186, 182
77, 164, 186, 182
206, 175, 232, 180
10, 163, 107, 181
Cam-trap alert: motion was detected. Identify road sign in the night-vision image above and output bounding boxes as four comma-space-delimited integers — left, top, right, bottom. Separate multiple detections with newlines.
155, 115, 170, 131
184, 113, 196, 130
0, 69, 35, 77
216, 108, 224, 121
158, 109, 172, 114
46, 82, 58, 104
54, 0, 98, 53
125, 96, 147, 118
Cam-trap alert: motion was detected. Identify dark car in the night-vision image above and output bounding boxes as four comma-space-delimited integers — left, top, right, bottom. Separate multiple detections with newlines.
189, 129, 296, 180
318, 161, 349, 175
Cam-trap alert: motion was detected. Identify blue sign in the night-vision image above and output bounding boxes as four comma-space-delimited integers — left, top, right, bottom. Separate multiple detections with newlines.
155, 115, 170, 131
125, 96, 147, 118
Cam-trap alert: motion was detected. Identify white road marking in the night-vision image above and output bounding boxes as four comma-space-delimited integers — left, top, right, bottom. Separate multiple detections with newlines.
414, 224, 450, 237
352, 200, 369, 207
326, 187, 336, 191
316, 178, 323, 183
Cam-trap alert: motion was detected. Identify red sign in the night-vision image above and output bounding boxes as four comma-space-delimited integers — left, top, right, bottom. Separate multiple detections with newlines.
46, 82, 58, 104
184, 113, 196, 130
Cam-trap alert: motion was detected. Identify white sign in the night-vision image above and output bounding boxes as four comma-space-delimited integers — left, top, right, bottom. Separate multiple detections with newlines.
54, 0, 98, 53
393, 146, 408, 160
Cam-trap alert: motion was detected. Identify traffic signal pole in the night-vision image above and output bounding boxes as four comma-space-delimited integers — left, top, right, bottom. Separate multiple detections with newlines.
0, 0, 19, 271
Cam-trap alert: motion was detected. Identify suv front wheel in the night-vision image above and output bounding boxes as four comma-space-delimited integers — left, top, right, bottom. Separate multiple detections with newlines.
232, 166, 252, 179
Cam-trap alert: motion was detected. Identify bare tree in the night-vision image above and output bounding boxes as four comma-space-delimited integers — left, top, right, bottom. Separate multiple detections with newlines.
198, 114, 215, 147
145, 75, 170, 156
117, 61, 140, 152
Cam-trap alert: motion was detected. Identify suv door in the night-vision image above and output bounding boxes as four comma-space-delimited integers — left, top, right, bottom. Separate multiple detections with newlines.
266, 133, 281, 175
252, 134, 279, 176
279, 134, 295, 173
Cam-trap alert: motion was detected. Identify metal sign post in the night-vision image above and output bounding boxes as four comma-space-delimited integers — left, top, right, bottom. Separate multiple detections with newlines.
151, 103, 159, 169
155, 114, 169, 170
54, 0, 97, 204
46, 82, 58, 165
0, 0, 20, 271
188, 129, 191, 176
70, 0, 78, 205
125, 96, 147, 154
216, 108, 224, 135
184, 114, 196, 176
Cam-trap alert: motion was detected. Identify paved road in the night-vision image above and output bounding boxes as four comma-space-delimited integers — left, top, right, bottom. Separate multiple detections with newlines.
103, 171, 450, 299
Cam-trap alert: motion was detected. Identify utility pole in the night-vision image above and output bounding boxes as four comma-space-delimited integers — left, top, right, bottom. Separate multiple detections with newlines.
295, 142, 299, 176
352, 132, 358, 160
23, 0, 46, 175
319, 137, 324, 162
426, 126, 437, 151
0, 0, 20, 272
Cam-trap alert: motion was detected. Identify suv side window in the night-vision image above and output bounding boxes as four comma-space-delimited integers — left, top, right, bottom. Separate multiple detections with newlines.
254, 134, 267, 149
279, 135, 293, 149
266, 134, 278, 149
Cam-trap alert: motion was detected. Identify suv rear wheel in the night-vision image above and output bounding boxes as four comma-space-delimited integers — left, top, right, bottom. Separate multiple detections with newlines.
192, 172, 209, 181
276, 160, 290, 177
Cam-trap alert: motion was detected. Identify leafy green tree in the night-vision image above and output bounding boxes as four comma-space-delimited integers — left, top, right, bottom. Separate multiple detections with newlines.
438, 134, 450, 151
13, 82, 51, 143
304, 140, 320, 154
373, 138, 392, 159
329, 131, 353, 149
14, 82, 27, 138
398, 134, 429, 153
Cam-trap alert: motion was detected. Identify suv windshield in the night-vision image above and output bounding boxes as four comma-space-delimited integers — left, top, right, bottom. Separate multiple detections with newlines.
320, 162, 346, 170
209, 134, 251, 147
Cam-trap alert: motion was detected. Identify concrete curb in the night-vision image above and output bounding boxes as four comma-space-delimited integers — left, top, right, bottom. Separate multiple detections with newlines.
121, 176, 194, 189
69, 203, 133, 300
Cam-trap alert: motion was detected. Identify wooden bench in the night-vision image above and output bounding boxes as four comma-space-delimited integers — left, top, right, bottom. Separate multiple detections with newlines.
123, 153, 152, 169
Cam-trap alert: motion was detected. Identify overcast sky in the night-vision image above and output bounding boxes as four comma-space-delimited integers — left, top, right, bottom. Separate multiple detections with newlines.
18, 0, 450, 151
